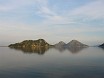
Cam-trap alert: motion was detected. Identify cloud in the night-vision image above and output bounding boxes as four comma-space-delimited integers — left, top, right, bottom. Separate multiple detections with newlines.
0, 0, 104, 45
35, 0, 104, 25
70, 0, 104, 19
0, 0, 39, 12
0, 5, 12, 11
0, 0, 75, 24
36, 0, 57, 18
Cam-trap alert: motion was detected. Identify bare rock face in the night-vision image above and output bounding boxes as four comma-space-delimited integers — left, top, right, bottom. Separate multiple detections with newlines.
54, 40, 88, 48
67, 40, 88, 47
55, 41, 66, 47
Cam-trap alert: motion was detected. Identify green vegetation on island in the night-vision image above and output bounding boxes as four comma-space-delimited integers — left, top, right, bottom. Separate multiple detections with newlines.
8, 39, 90, 54
8, 39, 52, 54
9, 39, 51, 48
9, 39, 88, 49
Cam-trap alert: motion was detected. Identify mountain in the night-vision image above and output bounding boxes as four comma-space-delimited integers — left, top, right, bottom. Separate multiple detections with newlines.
55, 41, 66, 47
9, 39, 88, 49
66, 40, 88, 47
8, 39, 50, 48
99, 43, 104, 48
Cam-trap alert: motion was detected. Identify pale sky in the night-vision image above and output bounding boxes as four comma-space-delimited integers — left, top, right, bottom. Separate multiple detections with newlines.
0, 0, 104, 46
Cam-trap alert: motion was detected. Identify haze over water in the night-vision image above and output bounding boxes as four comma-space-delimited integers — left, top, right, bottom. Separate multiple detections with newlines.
0, 0, 104, 78
0, 47, 104, 78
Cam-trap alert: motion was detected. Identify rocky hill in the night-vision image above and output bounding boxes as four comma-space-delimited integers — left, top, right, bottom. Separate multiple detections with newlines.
55, 41, 66, 47
9, 39, 50, 48
99, 43, 104, 48
66, 40, 88, 47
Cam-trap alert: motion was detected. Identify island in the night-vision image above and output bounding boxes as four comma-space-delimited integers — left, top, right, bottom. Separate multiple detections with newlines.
9, 39, 89, 54
99, 43, 104, 48
8, 39, 52, 54
66, 40, 88, 47
54, 40, 88, 53
9, 39, 51, 48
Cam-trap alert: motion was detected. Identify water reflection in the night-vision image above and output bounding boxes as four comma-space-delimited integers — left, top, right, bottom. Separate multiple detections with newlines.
99, 47, 104, 50
55, 46, 87, 54
9, 46, 87, 54
9, 47, 50, 55
67, 47, 86, 53
1, 47, 104, 78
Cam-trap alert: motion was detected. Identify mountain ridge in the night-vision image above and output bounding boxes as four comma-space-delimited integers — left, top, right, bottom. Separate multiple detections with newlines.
66, 40, 88, 47
55, 40, 88, 48
9, 39, 51, 48
9, 39, 88, 48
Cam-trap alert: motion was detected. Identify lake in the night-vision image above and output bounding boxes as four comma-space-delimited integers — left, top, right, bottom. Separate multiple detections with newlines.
0, 47, 104, 78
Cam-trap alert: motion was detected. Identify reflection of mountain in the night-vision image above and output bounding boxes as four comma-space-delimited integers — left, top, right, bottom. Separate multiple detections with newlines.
10, 46, 86, 54
67, 47, 86, 53
9, 46, 49, 55
54, 46, 66, 52
54, 46, 86, 53
9, 46, 87, 55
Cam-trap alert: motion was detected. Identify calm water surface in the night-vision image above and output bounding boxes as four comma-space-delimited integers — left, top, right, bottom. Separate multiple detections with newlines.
0, 47, 104, 78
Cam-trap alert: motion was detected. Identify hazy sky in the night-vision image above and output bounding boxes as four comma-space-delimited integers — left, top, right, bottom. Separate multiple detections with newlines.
0, 0, 104, 46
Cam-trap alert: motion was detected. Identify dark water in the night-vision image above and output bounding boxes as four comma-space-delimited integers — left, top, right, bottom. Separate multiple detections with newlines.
0, 47, 104, 78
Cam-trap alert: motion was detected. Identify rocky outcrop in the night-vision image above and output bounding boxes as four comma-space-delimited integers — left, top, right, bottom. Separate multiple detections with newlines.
66, 40, 88, 47
55, 41, 66, 47
8, 39, 50, 48
99, 43, 104, 48
54, 40, 88, 53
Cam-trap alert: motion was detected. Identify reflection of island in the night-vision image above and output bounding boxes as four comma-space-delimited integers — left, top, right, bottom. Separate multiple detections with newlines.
9, 39, 52, 55
67, 47, 86, 53
9, 39, 88, 54
9, 46, 49, 55
54, 46, 87, 53
9, 46, 86, 54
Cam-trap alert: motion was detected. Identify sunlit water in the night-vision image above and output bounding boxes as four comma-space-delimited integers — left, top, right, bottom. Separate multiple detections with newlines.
0, 47, 104, 78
